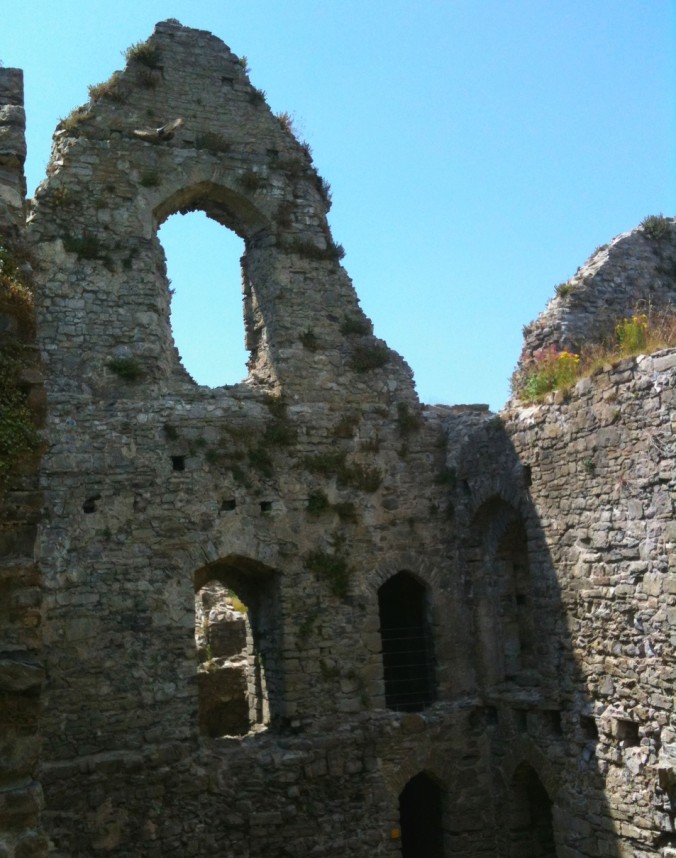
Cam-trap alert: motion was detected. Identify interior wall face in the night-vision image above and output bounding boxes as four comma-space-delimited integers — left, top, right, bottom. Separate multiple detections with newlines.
0, 19, 673, 858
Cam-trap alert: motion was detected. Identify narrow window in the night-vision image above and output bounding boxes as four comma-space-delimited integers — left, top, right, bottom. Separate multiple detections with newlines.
378, 572, 436, 712
508, 764, 556, 858
159, 211, 248, 387
399, 773, 444, 858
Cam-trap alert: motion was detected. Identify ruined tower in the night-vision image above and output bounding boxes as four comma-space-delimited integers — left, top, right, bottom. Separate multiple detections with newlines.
0, 20, 673, 858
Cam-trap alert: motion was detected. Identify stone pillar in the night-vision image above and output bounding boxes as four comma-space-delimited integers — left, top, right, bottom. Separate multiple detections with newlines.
0, 68, 27, 234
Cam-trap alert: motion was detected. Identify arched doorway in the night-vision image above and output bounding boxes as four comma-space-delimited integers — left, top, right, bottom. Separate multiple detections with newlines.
378, 572, 436, 711
195, 580, 250, 737
194, 556, 282, 736
399, 772, 445, 858
508, 764, 556, 857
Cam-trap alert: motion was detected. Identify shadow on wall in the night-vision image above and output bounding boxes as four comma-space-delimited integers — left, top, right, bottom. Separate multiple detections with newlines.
443, 417, 622, 858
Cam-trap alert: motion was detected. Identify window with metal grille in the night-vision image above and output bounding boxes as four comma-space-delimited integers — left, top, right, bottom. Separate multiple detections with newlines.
378, 571, 436, 712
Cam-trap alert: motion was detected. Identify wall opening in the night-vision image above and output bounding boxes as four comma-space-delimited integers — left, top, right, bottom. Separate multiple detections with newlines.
159, 211, 248, 387
399, 772, 444, 858
508, 764, 556, 858
195, 580, 249, 736
378, 571, 436, 712
469, 499, 534, 686
194, 557, 282, 737
497, 518, 534, 679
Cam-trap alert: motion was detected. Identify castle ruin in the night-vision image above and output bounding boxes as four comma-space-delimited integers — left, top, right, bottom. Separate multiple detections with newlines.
0, 21, 674, 858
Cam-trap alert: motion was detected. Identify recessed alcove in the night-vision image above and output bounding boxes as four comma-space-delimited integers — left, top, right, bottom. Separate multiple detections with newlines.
158, 210, 248, 387
399, 773, 444, 858
508, 764, 556, 857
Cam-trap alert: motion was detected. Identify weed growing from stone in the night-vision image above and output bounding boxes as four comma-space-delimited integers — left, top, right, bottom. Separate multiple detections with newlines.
248, 446, 273, 477
349, 343, 389, 373
555, 282, 573, 299
333, 501, 357, 522
59, 106, 91, 134
305, 548, 350, 598
88, 72, 124, 103
0, 242, 34, 331
303, 451, 381, 492
517, 309, 676, 402
396, 402, 422, 436
125, 40, 161, 69
521, 348, 579, 401
195, 132, 231, 154
340, 315, 371, 337
238, 171, 266, 192
332, 413, 359, 438
285, 238, 345, 262
107, 357, 144, 381
615, 314, 648, 353
263, 396, 296, 445
307, 492, 330, 514
300, 330, 320, 351
63, 232, 103, 261
140, 171, 160, 188
583, 457, 596, 475
641, 214, 671, 240
276, 111, 295, 134
0, 348, 41, 486
315, 176, 332, 207
248, 87, 266, 106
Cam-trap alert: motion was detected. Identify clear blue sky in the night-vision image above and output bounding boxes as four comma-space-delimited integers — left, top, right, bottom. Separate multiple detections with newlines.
4, 1, 674, 410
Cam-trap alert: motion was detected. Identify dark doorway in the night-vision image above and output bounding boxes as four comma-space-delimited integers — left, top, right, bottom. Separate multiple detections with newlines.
399, 772, 444, 858
508, 764, 556, 857
378, 571, 436, 711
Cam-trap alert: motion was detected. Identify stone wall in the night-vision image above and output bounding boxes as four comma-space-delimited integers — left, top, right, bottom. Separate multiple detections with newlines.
516, 219, 676, 387
0, 18, 673, 858
501, 352, 676, 856
0, 69, 48, 858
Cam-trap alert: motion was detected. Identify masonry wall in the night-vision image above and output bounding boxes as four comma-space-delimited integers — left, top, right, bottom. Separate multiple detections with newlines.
0, 68, 49, 858
0, 18, 673, 858
502, 351, 676, 857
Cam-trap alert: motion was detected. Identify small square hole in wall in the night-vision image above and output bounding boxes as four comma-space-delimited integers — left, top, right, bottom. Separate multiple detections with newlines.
523, 464, 532, 486
260, 501, 272, 513
543, 709, 563, 736
83, 496, 100, 514
580, 715, 599, 741
485, 706, 498, 727
514, 709, 528, 733
171, 456, 185, 472
220, 499, 236, 512
615, 719, 640, 747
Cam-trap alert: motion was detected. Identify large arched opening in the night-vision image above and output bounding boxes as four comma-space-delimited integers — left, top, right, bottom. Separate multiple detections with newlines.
378, 571, 436, 712
158, 211, 248, 387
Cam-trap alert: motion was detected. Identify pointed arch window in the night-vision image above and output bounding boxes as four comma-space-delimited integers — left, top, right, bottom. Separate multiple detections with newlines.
378, 572, 436, 712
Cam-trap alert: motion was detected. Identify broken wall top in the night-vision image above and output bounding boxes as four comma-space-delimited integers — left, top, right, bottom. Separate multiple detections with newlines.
516, 217, 676, 379
27, 20, 415, 404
